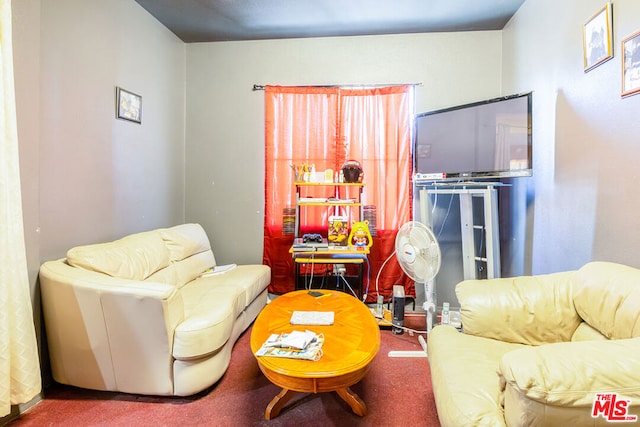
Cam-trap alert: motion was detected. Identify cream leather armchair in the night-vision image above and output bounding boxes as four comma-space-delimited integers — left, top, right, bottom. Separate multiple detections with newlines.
427, 261, 640, 426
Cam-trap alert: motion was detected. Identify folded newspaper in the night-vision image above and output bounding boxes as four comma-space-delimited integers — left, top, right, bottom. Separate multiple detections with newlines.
255, 330, 324, 361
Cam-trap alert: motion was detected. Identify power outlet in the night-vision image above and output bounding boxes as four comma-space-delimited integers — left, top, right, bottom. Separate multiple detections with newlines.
333, 264, 346, 275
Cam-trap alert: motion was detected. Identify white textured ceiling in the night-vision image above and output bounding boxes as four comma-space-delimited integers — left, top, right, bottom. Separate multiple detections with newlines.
134, 0, 526, 43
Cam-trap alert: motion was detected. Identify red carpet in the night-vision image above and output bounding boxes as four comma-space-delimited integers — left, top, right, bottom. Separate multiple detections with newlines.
10, 314, 440, 426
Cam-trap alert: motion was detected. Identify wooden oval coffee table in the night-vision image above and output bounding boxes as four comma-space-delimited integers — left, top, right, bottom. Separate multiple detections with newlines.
250, 290, 380, 420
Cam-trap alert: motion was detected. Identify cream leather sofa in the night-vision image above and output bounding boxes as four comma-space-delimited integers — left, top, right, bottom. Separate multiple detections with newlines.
427, 261, 640, 426
39, 223, 271, 396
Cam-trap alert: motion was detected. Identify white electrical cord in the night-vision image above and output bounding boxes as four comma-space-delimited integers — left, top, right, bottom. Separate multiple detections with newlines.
361, 257, 371, 302
435, 190, 455, 240
375, 249, 397, 296
304, 249, 316, 290
339, 274, 358, 298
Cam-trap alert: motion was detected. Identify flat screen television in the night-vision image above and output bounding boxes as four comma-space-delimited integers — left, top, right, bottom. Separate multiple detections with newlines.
414, 92, 532, 182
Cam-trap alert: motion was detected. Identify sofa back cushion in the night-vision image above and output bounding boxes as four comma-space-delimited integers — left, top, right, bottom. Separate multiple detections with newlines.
66, 223, 215, 288
573, 262, 640, 339
457, 271, 580, 345
158, 223, 215, 287
66, 231, 170, 281
160, 223, 213, 263
570, 321, 608, 341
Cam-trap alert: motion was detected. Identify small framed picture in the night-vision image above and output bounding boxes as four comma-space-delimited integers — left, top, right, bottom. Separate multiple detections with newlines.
116, 87, 142, 124
582, 3, 613, 72
622, 30, 640, 97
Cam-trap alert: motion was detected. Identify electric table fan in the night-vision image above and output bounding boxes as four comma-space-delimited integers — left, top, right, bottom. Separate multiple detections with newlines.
395, 221, 442, 334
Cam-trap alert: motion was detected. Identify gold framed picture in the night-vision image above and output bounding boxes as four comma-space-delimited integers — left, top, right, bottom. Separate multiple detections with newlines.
582, 3, 613, 72
622, 30, 640, 97
116, 87, 142, 124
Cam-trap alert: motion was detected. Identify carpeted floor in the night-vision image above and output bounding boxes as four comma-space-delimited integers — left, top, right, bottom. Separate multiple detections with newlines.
10, 313, 440, 427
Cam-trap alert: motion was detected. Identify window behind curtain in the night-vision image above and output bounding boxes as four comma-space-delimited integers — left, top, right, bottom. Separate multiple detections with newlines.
263, 85, 413, 302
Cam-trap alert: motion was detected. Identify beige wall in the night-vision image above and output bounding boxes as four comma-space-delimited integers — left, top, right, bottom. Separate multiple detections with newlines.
503, 0, 640, 273
185, 32, 503, 265
13, 0, 187, 269
11, 0, 186, 404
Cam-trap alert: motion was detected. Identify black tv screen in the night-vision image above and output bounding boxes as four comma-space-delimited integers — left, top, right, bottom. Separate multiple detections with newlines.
414, 92, 532, 181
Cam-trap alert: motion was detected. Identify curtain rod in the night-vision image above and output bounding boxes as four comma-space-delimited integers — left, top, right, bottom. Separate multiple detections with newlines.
252, 83, 422, 91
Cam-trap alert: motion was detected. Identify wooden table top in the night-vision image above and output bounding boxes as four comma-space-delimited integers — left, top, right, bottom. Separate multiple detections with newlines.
250, 290, 380, 379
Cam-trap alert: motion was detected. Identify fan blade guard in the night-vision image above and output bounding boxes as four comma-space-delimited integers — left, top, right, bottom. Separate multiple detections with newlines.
394, 221, 441, 283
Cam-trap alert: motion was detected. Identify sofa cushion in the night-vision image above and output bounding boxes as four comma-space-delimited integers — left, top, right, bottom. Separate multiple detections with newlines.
160, 224, 217, 287
196, 265, 271, 308
573, 262, 640, 339
66, 231, 170, 281
499, 337, 640, 426
427, 325, 525, 427
160, 223, 213, 262
570, 321, 607, 341
144, 264, 179, 287
172, 280, 243, 360
172, 264, 270, 360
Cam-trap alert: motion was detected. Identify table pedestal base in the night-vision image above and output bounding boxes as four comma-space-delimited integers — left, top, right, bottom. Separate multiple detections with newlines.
265, 386, 367, 420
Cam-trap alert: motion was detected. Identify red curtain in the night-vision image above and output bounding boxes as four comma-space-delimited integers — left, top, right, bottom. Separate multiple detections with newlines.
263, 85, 413, 302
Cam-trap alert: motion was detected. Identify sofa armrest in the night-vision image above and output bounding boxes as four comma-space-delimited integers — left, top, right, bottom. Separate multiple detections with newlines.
40, 260, 185, 394
456, 271, 581, 345
40, 258, 178, 296
99, 286, 184, 394
500, 338, 640, 423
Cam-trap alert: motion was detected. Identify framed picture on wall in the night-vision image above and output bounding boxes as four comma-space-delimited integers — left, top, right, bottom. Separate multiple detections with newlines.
622, 30, 640, 97
582, 3, 613, 72
116, 87, 142, 124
